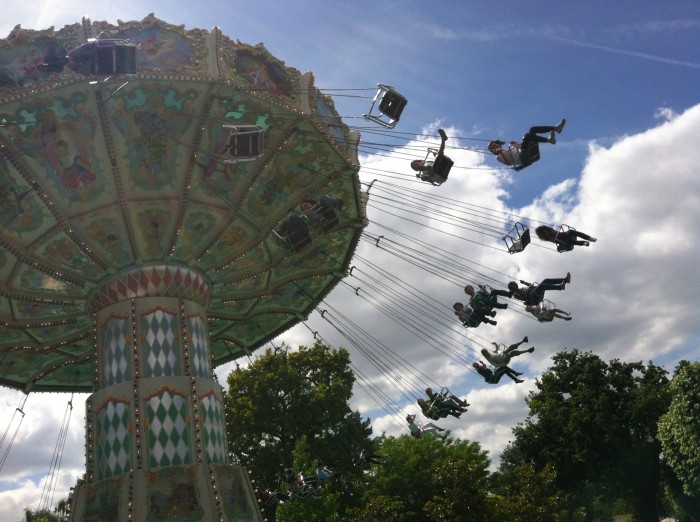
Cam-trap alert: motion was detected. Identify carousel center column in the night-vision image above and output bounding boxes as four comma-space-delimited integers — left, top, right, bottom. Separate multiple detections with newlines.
70, 264, 261, 522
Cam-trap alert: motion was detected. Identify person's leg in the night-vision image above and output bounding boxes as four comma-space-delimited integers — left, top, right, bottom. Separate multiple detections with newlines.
437, 129, 447, 156
571, 230, 593, 241
506, 348, 534, 358
490, 297, 508, 309
491, 368, 506, 383
528, 126, 556, 135
552, 309, 572, 320
538, 278, 565, 291
504, 368, 524, 383
505, 339, 526, 353
523, 127, 555, 146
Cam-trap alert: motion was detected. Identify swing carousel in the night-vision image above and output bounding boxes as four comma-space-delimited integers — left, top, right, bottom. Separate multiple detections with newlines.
0, 14, 367, 521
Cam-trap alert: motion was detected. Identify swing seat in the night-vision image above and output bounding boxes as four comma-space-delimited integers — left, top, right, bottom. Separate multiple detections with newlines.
272, 214, 312, 253
504, 223, 531, 254
223, 124, 265, 163
96, 43, 137, 75
510, 141, 540, 171
554, 224, 575, 252
69, 39, 138, 75
363, 84, 407, 129
306, 203, 340, 232
418, 148, 453, 185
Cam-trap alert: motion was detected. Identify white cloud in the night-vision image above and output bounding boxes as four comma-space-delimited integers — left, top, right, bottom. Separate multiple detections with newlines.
330, 104, 700, 466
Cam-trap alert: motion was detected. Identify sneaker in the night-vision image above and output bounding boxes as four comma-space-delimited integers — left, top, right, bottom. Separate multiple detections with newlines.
549, 131, 556, 144
523, 336, 529, 343
438, 128, 448, 141
584, 241, 590, 246
515, 379, 524, 384
589, 237, 597, 242
564, 272, 571, 284
555, 118, 566, 133
527, 347, 535, 353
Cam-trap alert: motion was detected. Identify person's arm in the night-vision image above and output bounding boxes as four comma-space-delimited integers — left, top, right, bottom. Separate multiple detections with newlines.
519, 280, 532, 287
496, 154, 511, 166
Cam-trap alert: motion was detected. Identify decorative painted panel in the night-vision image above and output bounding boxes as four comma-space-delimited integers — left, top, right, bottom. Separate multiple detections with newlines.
146, 389, 191, 468
188, 314, 210, 378
96, 400, 131, 480
200, 393, 227, 464
101, 316, 131, 386
142, 308, 180, 377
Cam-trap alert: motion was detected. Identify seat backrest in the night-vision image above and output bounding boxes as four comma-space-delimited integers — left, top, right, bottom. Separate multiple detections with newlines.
114, 45, 137, 74
512, 141, 541, 171
378, 91, 408, 120
432, 155, 453, 179
504, 224, 531, 253
223, 125, 264, 162
363, 84, 407, 128
95, 43, 137, 75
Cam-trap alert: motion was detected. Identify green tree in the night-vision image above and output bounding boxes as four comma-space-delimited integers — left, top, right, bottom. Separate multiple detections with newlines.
23, 495, 72, 522
23, 507, 67, 522
350, 435, 496, 521
224, 342, 374, 520
657, 361, 700, 520
499, 350, 671, 521
491, 463, 575, 522
658, 361, 700, 497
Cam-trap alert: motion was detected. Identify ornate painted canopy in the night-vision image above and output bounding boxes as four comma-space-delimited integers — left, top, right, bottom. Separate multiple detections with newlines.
0, 15, 366, 393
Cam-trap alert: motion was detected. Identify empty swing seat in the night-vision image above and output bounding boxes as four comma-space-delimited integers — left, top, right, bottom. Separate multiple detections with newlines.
96, 44, 137, 75
223, 124, 264, 163
504, 223, 531, 254
68, 39, 138, 76
363, 84, 407, 129
510, 141, 541, 171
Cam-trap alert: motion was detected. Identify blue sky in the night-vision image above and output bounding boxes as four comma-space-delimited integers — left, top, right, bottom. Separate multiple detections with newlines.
1, 1, 700, 519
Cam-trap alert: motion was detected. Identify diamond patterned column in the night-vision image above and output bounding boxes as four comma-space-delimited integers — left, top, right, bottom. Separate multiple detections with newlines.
76, 264, 261, 521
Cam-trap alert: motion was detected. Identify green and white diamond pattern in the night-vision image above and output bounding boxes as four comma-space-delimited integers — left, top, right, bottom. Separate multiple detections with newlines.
142, 309, 180, 377
101, 317, 130, 386
96, 400, 131, 479
147, 390, 191, 468
188, 315, 210, 378
201, 395, 227, 464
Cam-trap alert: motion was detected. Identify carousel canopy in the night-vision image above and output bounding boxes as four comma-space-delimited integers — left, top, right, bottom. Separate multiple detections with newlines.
0, 14, 366, 393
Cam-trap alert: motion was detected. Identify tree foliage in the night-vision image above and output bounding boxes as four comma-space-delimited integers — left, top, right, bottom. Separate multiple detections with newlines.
224, 342, 373, 520
222, 344, 686, 521
491, 463, 574, 522
658, 361, 700, 498
350, 435, 496, 521
499, 350, 671, 521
